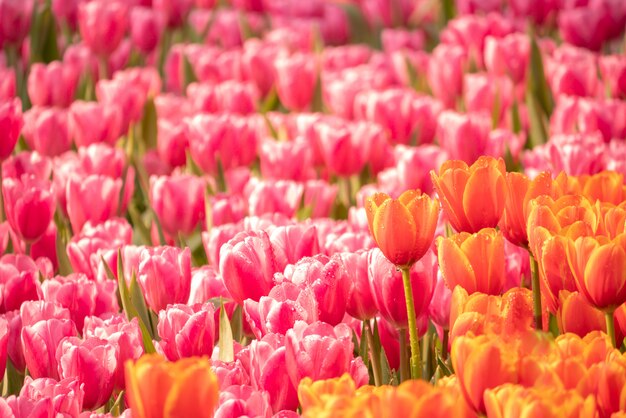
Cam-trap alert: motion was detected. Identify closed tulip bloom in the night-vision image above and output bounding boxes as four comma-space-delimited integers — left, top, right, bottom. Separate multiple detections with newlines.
125, 354, 219, 418
157, 303, 216, 361
2, 175, 55, 243
341, 251, 377, 320
27, 61, 79, 108
0, 63, 16, 101
78, 0, 128, 57
66, 174, 127, 233
431, 156, 507, 233
557, 290, 606, 337
69, 101, 122, 148
22, 107, 72, 157
21, 318, 77, 380
367, 248, 436, 329
365, 189, 439, 268
566, 234, 626, 311
5, 376, 85, 417
150, 174, 206, 237
0, 98, 23, 160
41, 275, 97, 332
137, 246, 192, 313
56, 336, 117, 410
220, 230, 287, 304
438, 228, 506, 295
274, 52, 317, 112
130, 7, 164, 54
157, 118, 189, 168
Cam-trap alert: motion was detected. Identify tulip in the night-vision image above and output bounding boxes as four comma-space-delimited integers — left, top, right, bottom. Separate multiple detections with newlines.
283, 255, 352, 326
130, 6, 165, 54
153, 0, 194, 28
220, 230, 287, 305
546, 45, 599, 98
21, 318, 77, 380
274, 52, 317, 112
125, 354, 219, 418
0, 63, 16, 101
214, 385, 273, 418
157, 118, 189, 168
365, 189, 439, 268
259, 139, 315, 182
600, 55, 626, 99
557, 290, 606, 338
566, 234, 626, 346
136, 246, 192, 313
0, 316, 7, 379
150, 174, 206, 237
316, 119, 368, 177
427, 44, 466, 109
68, 101, 122, 148
341, 251, 377, 321
21, 107, 72, 157
0, 0, 32, 47
245, 179, 304, 219
242, 39, 279, 96
56, 336, 118, 410
83, 314, 144, 390
438, 228, 506, 295
2, 151, 52, 182
66, 174, 127, 233
5, 376, 85, 417
41, 275, 97, 332
2, 175, 55, 244
27, 61, 79, 108
435, 111, 494, 164
430, 156, 507, 233
285, 321, 357, 387
95, 77, 146, 134
0, 98, 23, 161
157, 303, 216, 361
78, 0, 129, 57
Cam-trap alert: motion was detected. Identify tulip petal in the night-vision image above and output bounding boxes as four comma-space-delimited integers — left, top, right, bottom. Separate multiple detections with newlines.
372, 199, 418, 267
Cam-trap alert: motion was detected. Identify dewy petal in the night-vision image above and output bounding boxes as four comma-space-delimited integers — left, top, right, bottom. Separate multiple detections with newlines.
438, 237, 476, 292
584, 243, 626, 310
431, 166, 471, 232
463, 163, 506, 232
365, 193, 391, 236
372, 199, 418, 267
566, 237, 600, 308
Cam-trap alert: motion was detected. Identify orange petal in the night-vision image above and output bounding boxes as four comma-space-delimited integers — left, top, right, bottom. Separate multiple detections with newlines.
372, 198, 418, 267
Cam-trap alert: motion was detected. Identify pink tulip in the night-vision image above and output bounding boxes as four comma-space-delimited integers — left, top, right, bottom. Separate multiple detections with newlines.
0, 98, 23, 161
157, 119, 189, 168
545, 45, 599, 98
202, 225, 242, 267
41, 275, 97, 332
269, 224, 320, 266
153, 0, 194, 27
21, 318, 77, 379
187, 114, 259, 176
56, 336, 117, 409
69, 101, 122, 148
20, 301, 70, 329
368, 248, 436, 329
483, 33, 530, 84
0, 0, 33, 47
130, 6, 165, 54
316, 119, 369, 177
285, 320, 359, 386
22, 107, 72, 157
27, 61, 79, 108
302, 180, 338, 219
558, 5, 612, 52
274, 52, 317, 112
78, 0, 128, 57
381, 28, 425, 52
245, 179, 304, 219
242, 39, 280, 96
360, 0, 417, 26
2, 175, 55, 244
428, 271, 452, 331
509, 0, 560, 24
4, 376, 84, 417
340, 251, 377, 320
463, 73, 515, 123
67, 218, 132, 279
456, 0, 502, 14
157, 302, 216, 360
322, 45, 372, 71
214, 385, 273, 418
600, 55, 626, 99
0, 316, 8, 379
283, 255, 352, 326
0, 62, 16, 100
136, 246, 192, 313
187, 81, 259, 115
259, 139, 315, 181
66, 174, 126, 233
220, 230, 287, 304
188, 266, 230, 304
549, 95, 624, 143
63, 43, 99, 82
427, 44, 467, 108
237, 334, 298, 413
150, 174, 206, 237
208, 193, 247, 228
95, 78, 145, 134
436, 110, 496, 163
244, 282, 319, 338
2, 151, 52, 181
83, 314, 144, 390
52, 0, 84, 29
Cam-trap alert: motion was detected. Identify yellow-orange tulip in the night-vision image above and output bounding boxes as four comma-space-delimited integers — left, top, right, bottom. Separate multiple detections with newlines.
437, 228, 506, 295
557, 290, 606, 337
577, 171, 626, 205
484, 384, 597, 418
125, 354, 219, 418
430, 156, 506, 233
565, 234, 626, 311
365, 189, 439, 268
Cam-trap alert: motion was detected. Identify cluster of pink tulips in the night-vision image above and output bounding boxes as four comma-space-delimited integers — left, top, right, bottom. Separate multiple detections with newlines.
1, 0, 626, 416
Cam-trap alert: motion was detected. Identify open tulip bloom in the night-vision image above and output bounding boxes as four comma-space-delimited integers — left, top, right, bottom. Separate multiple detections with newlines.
1, 0, 626, 417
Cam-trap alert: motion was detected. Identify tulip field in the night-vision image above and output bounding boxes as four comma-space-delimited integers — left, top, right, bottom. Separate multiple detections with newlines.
2, 0, 626, 416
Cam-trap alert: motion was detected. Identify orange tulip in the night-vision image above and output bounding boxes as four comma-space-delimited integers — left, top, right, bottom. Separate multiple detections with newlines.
430, 156, 506, 233
437, 228, 506, 295
451, 334, 518, 413
125, 354, 219, 418
577, 171, 626, 205
365, 190, 439, 268
535, 232, 579, 313
484, 384, 597, 418
565, 234, 626, 312
498, 171, 563, 247
557, 290, 606, 337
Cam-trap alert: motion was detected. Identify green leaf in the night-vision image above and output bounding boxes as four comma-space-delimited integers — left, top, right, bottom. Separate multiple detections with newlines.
339, 3, 380, 48
4, 359, 24, 396
215, 157, 227, 194
527, 36, 554, 117
218, 301, 235, 362
182, 54, 197, 91
129, 272, 156, 339
141, 97, 158, 151
359, 321, 370, 369
259, 87, 280, 114
310, 69, 324, 113
525, 92, 548, 148
108, 390, 126, 416
54, 212, 73, 276
441, 0, 456, 26
230, 305, 243, 343
29, 4, 60, 64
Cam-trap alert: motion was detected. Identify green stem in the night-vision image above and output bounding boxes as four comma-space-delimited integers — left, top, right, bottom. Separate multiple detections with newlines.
401, 267, 422, 380
422, 325, 432, 381
442, 329, 449, 361
398, 328, 409, 382
529, 253, 543, 330
605, 310, 616, 348
364, 319, 382, 386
